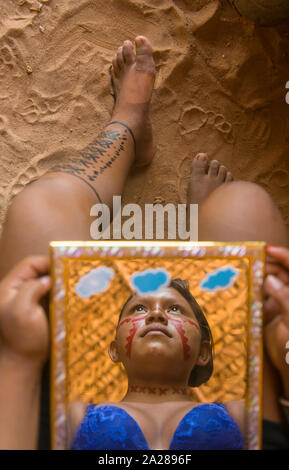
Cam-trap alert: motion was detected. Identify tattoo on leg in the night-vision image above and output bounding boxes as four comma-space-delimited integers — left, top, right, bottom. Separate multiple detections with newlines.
108, 121, 136, 155
50, 122, 136, 198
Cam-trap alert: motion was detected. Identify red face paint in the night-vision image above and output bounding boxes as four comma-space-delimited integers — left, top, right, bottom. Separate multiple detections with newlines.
118, 313, 200, 361
118, 315, 146, 358
167, 315, 200, 360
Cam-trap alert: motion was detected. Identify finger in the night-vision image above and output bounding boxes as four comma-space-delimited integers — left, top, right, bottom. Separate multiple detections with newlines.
265, 262, 289, 284
264, 275, 289, 328
16, 276, 51, 308
263, 296, 281, 325
266, 245, 289, 270
0, 256, 50, 290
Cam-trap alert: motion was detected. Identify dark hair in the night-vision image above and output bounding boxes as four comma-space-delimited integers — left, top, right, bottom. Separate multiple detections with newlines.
117, 279, 214, 387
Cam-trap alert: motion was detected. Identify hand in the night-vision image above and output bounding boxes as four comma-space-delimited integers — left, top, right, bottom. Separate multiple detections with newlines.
0, 256, 51, 367
264, 247, 289, 324
264, 245, 289, 397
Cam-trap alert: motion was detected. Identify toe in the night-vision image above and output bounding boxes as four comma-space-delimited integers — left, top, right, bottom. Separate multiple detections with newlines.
123, 40, 135, 65
135, 36, 155, 72
112, 58, 119, 78
191, 153, 209, 176
195, 152, 208, 163
208, 160, 219, 177
218, 165, 227, 182
109, 65, 117, 101
116, 46, 124, 70
225, 171, 234, 182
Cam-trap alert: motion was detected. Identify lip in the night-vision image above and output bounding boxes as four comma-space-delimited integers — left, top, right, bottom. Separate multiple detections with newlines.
141, 325, 172, 338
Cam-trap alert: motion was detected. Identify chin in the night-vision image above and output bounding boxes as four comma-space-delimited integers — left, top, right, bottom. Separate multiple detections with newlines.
137, 342, 178, 362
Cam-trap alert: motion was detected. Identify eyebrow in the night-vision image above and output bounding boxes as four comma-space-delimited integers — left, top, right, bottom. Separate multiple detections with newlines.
123, 296, 196, 315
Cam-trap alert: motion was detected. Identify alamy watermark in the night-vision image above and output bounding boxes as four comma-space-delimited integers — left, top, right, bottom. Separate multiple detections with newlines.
90, 196, 198, 240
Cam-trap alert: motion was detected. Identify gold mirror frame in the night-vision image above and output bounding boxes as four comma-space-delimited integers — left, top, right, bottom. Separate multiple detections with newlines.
49, 241, 265, 450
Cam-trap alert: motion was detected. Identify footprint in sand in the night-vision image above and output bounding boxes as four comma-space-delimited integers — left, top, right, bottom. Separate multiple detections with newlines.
179, 104, 233, 143
213, 114, 233, 144
40, 0, 188, 90
20, 90, 71, 124
269, 169, 289, 189
242, 109, 271, 148
0, 38, 22, 82
260, 167, 289, 218
179, 105, 208, 135
0, 115, 27, 152
0, 164, 40, 230
10, 165, 39, 198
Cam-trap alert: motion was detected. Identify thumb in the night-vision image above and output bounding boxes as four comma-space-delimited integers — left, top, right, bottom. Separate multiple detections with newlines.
265, 275, 289, 327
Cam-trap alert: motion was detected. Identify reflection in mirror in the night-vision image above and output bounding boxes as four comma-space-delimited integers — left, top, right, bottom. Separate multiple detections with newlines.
50, 242, 265, 450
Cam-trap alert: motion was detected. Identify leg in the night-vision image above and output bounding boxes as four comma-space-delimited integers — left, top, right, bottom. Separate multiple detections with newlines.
198, 180, 288, 247
187, 154, 289, 424
0, 35, 155, 450
0, 36, 155, 277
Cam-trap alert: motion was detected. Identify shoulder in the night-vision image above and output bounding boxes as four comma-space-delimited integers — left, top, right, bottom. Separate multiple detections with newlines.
68, 402, 90, 448
223, 401, 246, 437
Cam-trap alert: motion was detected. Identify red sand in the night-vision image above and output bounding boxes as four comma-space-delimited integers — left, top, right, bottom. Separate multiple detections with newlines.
0, 0, 288, 232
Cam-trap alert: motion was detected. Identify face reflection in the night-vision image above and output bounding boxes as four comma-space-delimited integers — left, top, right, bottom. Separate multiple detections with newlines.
116, 287, 201, 361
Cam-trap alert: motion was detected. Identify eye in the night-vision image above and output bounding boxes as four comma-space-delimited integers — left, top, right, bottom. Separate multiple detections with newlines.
168, 305, 182, 313
134, 304, 146, 312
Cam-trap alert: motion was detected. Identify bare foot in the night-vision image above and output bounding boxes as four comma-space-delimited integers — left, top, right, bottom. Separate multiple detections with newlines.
187, 153, 233, 205
110, 36, 156, 167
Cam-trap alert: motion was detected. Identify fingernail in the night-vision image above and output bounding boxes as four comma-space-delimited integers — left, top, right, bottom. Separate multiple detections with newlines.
267, 275, 283, 291
40, 275, 50, 286
267, 245, 280, 252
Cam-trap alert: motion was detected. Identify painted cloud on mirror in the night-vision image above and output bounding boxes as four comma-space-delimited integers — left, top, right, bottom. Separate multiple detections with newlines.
131, 268, 170, 295
200, 265, 239, 292
75, 266, 115, 299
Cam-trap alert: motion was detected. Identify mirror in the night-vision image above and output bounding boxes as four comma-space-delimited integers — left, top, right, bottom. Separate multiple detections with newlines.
49, 241, 265, 450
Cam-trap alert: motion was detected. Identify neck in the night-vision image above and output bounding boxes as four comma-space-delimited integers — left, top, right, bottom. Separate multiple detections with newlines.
123, 382, 191, 403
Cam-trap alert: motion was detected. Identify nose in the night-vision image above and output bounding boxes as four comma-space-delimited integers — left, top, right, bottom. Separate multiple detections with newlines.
145, 305, 168, 325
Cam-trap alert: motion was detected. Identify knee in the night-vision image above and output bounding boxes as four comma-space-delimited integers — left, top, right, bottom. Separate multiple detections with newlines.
199, 181, 288, 246
0, 177, 92, 275
202, 181, 274, 211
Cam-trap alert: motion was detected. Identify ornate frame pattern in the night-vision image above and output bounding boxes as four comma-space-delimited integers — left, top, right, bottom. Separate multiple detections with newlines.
49, 241, 265, 450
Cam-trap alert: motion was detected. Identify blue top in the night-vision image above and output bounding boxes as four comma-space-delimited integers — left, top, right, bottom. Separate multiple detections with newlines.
71, 403, 244, 450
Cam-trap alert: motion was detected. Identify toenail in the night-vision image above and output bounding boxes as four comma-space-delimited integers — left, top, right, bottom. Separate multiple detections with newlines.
195, 153, 207, 160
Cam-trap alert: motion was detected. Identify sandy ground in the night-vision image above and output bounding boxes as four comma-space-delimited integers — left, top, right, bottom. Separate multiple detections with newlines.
0, 0, 289, 235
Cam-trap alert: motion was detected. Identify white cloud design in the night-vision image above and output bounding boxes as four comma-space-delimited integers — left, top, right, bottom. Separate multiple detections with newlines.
75, 266, 115, 299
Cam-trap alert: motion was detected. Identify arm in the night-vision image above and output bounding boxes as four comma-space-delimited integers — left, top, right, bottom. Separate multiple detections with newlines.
0, 256, 50, 449
68, 402, 88, 448
0, 353, 43, 449
225, 401, 246, 437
